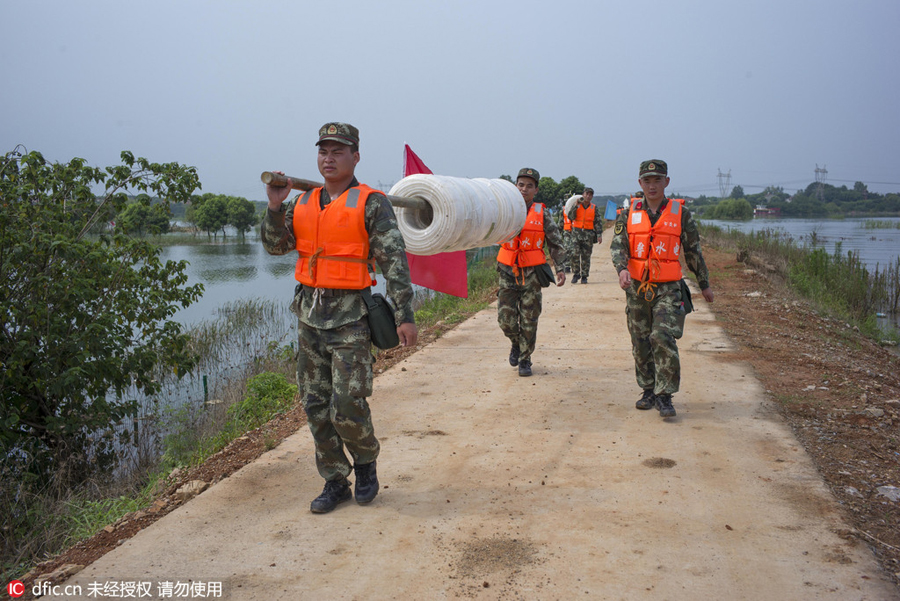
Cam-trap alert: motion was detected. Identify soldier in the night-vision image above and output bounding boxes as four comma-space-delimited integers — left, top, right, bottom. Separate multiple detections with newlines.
566, 187, 604, 284
610, 160, 714, 418
497, 167, 567, 377
562, 207, 574, 273
262, 122, 418, 513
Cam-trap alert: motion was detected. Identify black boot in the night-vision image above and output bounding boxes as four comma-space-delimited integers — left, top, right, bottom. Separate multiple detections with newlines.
508, 345, 520, 367
581, 277, 588, 284
656, 394, 676, 418
354, 461, 379, 504
635, 389, 656, 410
571, 275, 580, 284
310, 477, 352, 513
518, 359, 532, 377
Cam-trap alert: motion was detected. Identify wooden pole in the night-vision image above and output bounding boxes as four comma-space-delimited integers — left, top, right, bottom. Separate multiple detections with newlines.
261, 171, 431, 212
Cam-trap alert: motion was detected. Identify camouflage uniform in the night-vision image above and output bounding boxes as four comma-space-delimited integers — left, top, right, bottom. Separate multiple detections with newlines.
610, 198, 709, 396
497, 206, 566, 365
562, 221, 575, 272
566, 202, 605, 280
262, 176, 415, 482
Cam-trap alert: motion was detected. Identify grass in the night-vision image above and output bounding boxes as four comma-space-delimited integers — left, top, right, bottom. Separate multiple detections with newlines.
700, 224, 900, 343
159, 372, 297, 471
61, 494, 153, 546
413, 259, 497, 329
1, 473, 157, 584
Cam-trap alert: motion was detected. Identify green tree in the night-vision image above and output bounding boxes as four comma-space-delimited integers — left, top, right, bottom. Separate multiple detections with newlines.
146, 203, 172, 234
195, 194, 229, 238
783, 191, 827, 218
535, 176, 560, 210
0, 149, 204, 486
730, 185, 745, 199
117, 201, 150, 235
557, 175, 585, 211
184, 193, 203, 234
226, 196, 257, 239
116, 194, 172, 236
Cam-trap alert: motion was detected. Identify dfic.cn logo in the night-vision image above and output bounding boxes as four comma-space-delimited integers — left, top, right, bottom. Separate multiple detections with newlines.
7, 580, 25, 598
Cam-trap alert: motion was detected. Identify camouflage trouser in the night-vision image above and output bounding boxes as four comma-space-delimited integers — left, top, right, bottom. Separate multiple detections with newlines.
563, 231, 574, 267
497, 269, 542, 362
571, 230, 595, 278
624, 281, 686, 395
296, 318, 379, 482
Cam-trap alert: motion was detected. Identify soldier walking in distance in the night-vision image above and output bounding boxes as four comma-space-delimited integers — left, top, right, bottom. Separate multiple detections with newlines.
566, 187, 604, 284
610, 160, 714, 418
262, 122, 418, 513
497, 167, 567, 377
561, 207, 574, 273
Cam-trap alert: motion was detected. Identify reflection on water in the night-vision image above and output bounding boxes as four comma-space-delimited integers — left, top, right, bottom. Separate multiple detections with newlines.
198, 265, 259, 283
190, 243, 256, 257
159, 232, 297, 326
266, 262, 295, 278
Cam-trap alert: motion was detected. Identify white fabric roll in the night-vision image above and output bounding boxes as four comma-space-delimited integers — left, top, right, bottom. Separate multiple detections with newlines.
389, 175, 526, 255
564, 194, 582, 215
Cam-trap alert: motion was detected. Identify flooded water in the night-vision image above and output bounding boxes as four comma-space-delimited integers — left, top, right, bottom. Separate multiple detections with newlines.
700, 216, 900, 333
699, 216, 900, 270
159, 233, 297, 326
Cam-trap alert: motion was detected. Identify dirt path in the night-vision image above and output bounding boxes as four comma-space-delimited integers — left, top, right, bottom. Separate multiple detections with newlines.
60, 238, 897, 600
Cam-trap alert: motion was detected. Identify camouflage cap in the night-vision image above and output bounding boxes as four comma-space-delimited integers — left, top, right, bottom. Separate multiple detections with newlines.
639, 159, 668, 178
316, 122, 359, 146
517, 167, 540, 184
583, 187, 594, 194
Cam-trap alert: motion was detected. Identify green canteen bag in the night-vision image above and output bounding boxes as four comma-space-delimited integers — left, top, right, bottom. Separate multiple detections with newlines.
535, 263, 555, 288
361, 288, 400, 349
679, 278, 694, 315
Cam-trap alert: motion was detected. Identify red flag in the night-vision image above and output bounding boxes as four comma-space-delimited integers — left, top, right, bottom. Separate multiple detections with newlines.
402, 144, 469, 298
403, 143, 432, 177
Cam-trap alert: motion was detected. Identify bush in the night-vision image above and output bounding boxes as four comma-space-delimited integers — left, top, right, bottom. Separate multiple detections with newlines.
707, 198, 753, 220
1, 149, 203, 487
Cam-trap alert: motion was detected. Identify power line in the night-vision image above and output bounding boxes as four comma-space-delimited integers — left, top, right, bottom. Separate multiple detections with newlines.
828, 178, 900, 186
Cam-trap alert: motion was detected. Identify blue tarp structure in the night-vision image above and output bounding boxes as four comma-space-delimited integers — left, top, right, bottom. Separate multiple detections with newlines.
604, 200, 618, 220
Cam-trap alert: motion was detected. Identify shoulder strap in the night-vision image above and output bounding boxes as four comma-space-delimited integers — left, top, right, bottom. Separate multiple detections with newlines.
360, 287, 377, 310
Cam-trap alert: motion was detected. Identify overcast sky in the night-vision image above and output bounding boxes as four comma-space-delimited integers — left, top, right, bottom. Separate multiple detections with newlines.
2, 0, 899, 200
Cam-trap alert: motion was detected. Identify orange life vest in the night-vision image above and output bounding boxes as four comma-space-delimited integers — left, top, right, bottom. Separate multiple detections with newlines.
626, 198, 684, 283
497, 203, 547, 272
573, 203, 595, 230
563, 212, 572, 231
292, 185, 378, 289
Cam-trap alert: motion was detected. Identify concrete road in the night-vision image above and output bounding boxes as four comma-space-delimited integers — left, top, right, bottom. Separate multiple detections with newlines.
64, 238, 897, 600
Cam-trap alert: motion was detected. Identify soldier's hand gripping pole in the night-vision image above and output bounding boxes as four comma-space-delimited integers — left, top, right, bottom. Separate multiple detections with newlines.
261, 171, 431, 213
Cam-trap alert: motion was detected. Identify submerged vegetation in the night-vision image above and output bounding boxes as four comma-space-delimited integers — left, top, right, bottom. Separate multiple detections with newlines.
861, 219, 900, 230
